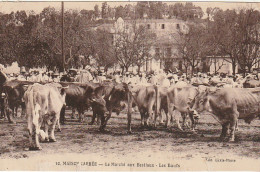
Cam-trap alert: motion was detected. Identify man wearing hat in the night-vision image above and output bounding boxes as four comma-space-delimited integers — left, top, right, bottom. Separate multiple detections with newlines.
52, 72, 60, 82
123, 72, 130, 84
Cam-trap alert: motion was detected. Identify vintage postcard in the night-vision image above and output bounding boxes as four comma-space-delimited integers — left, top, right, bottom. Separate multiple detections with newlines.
0, 1, 259, 171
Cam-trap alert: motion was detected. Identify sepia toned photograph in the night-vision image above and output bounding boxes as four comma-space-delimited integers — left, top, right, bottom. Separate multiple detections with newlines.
0, 1, 259, 171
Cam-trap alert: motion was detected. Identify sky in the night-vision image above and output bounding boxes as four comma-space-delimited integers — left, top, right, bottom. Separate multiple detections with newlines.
0, 1, 260, 16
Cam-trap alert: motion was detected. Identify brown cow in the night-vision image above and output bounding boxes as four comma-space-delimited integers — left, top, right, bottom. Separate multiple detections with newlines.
191, 87, 260, 141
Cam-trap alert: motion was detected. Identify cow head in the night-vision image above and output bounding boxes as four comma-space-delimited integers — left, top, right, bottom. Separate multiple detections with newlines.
108, 83, 129, 114
59, 87, 67, 106
48, 83, 68, 106
191, 87, 214, 114
79, 85, 96, 105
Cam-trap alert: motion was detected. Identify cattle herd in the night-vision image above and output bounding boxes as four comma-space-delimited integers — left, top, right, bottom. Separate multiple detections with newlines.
0, 69, 260, 151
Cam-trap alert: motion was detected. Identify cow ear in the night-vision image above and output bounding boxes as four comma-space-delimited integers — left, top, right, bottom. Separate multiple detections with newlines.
22, 85, 29, 90
60, 88, 66, 95
187, 97, 194, 106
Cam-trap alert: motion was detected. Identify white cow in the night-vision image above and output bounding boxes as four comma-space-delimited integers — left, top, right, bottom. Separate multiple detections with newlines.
24, 83, 66, 150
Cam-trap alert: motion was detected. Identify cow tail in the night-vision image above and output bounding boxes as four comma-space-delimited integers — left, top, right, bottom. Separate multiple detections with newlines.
32, 90, 40, 127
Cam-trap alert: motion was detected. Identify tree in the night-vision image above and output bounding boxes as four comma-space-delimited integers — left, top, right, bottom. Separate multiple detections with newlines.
92, 29, 116, 71
175, 24, 208, 75
209, 9, 241, 75
115, 5, 125, 19
113, 21, 154, 73
101, 2, 108, 19
94, 5, 100, 19
135, 2, 149, 19
236, 9, 260, 74
124, 4, 136, 19
131, 24, 156, 73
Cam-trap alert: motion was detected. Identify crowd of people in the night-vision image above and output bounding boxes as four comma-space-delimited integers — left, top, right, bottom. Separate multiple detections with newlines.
3, 66, 260, 88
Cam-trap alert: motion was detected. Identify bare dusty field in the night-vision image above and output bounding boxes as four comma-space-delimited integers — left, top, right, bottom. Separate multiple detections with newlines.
0, 110, 260, 171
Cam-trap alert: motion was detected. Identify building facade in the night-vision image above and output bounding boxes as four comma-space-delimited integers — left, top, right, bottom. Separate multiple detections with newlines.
96, 17, 255, 74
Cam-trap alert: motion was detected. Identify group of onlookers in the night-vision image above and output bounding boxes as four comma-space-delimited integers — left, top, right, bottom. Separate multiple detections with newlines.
3, 67, 260, 88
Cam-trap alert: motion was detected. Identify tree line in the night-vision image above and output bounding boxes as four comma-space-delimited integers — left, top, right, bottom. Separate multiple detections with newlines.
0, 3, 259, 75
176, 8, 260, 76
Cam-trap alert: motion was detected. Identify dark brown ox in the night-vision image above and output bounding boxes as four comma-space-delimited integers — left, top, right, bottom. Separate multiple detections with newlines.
24, 83, 66, 150
89, 81, 115, 127
90, 82, 129, 132
2, 80, 34, 123
59, 82, 98, 124
191, 87, 260, 141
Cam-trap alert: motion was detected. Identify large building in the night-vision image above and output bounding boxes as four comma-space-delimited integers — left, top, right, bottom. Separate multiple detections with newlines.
95, 17, 259, 74
95, 17, 190, 73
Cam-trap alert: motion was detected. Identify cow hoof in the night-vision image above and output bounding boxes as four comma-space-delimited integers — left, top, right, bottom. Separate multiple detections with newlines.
219, 136, 226, 142
159, 122, 164, 126
99, 128, 105, 132
29, 146, 42, 151
191, 129, 197, 134
43, 138, 49, 143
228, 137, 235, 142
177, 128, 183, 132
49, 138, 56, 142
88, 122, 94, 125
9, 121, 16, 124
57, 128, 61, 132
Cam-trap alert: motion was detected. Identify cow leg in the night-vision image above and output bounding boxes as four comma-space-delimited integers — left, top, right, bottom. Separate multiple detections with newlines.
49, 116, 58, 142
220, 122, 229, 141
188, 112, 196, 132
176, 111, 183, 131
99, 109, 112, 132
144, 112, 149, 128
78, 108, 85, 123
71, 108, 76, 119
21, 103, 26, 118
60, 106, 66, 125
166, 101, 174, 129
235, 120, 239, 131
139, 108, 145, 128
5, 107, 15, 124
229, 113, 238, 142
140, 112, 145, 128
27, 114, 34, 149
32, 118, 42, 150
0, 99, 4, 118
89, 109, 97, 125
99, 112, 106, 132
15, 106, 19, 118
44, 123, 49, 142
56, 118, 61, 132
158, 111, 164, 125
12, 107, 16, 118
96, 113, 101, 125
181, 112, 187, 129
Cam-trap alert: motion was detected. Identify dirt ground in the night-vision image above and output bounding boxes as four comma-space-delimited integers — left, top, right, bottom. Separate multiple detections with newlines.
0, 110, 259, 171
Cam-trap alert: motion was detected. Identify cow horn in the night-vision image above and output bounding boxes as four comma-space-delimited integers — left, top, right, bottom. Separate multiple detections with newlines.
62, 86, 69, 89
